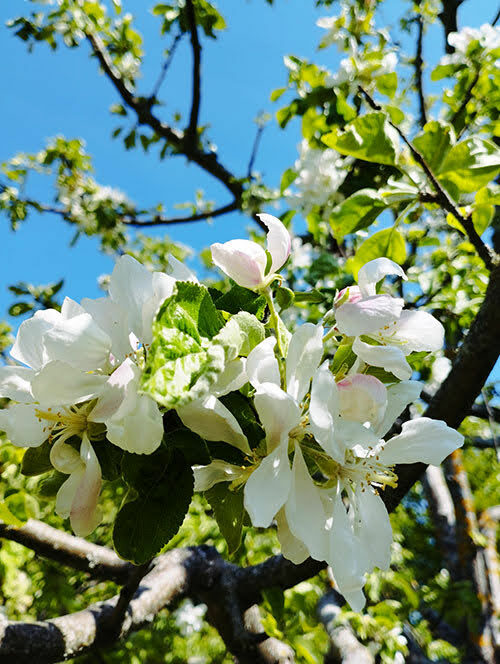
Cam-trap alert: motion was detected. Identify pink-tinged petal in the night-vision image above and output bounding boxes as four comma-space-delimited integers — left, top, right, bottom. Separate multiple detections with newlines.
338, 374, 387, 426
375, 380, 422, 438
32, 360, 107, 406
69, 437, 102, 537
177, 395, 251, 455
81, 297, 133, 362
42, 313, 111, 371
244, 441, 292, 527
105, 394, 163, 455
211, 240, 267, 289
393, 310, 444, 352
286, 324, 324, 403
109, 255, 154, 340
254, 383, 301, 453
89, 358, 140, 422
353, 488, 392, 571
335, 285, 363, 305
378, 417, 464, 466
285, 445, 327, 560
276, 508, 309, 565
309, 365, 344, 462
11, 309, 61, 369
0, 403, 48, 447
246, 337, 280, 388
193, 460, 247, 492
258, 213, 291, 273
336, 295, 403, 337
352, 337, 412, 381
357, 257, 407, 297
0, 366, 35, 402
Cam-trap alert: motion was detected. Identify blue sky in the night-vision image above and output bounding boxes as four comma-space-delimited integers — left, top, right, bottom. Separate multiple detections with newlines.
0, 0, 497, 329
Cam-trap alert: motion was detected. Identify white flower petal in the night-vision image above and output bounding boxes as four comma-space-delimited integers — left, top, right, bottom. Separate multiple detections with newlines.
335, 295, 403, 337
61, 297, 85, 319
246, 337, 280, 388
109, 255, 154, 340
81, 297, 132, 362
177, 394, 251, 455
0, 366, 35, 402
258, 213, 291, 273
352, 337, 412, 380
105, 394, 163, 455
285, 445, 326, 560
69, 437, 102, 536
0, 403, 47, 447
211, 240, 267, 289
213, 358, 248, 397
353, 489, 392, 571
56, 470, 84, 519
11, 309, 60, 369
166, 254, 198, 282
32, 361, 107, 406
357, 257, 407, 297
375, 380, 422, 438
50, 439, 83, 474
254, 383, 301, 453
193, 460, 247, 492
276, 508, 309, 565
309, 365, 344, 462
378, 417, 464, 466
393, 310, 444, 352
286, 323, 324, 403
42, 313, 111, 371
341, 588, 366, 613
244, 441, 292, 527
141, 271, 177, 344
335, 419, 380, 450
89, 358, 140, 422
337, 374, 387, 427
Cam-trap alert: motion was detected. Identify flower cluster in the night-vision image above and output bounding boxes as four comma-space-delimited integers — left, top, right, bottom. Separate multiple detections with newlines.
0, 214, 463, 608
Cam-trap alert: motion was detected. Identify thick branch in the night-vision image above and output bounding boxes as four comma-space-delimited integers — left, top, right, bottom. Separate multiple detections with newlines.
358, 86, 496, 270
438, 0, 463, 54
185, 0, 202, 140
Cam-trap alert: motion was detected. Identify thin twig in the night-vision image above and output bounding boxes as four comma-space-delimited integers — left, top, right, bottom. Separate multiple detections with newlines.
414, 8, 427, 127
150, 32, 183, 102
358, 85, 496, 271
185, 0, 202, 140
247, 123, 265, 179
451, 67, 480, 131
492, 4, 500, 27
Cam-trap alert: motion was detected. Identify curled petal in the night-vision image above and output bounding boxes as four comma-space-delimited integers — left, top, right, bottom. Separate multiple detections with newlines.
11, 309, 61, 370
254, 383, 301, 453
193, 460, 247, 492
276, 508, 309, 565
336, 295, 403, 337
352, 337, 412, 381
246, 337, 280, 388
0, 366, 35, 402
69, 437, 102, 537
0, 403, 47, 448
89, 358, 140, 422
211, 240, 267, 289
357, 257, 407, 297
258, 213, 291, 273
105, 394, 163, 455
309, 365, 344, 462
286, 324, 324, 403
50, 438, 83, 474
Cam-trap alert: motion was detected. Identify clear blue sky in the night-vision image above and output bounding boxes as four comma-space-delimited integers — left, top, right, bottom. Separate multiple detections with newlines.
0, 0, 497, 334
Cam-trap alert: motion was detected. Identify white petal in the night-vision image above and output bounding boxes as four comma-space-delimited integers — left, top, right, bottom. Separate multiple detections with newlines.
193, 460, 247, 492
32, 361, 107, 406
213, 358, 248, 397
61, 297, 85, 319
393, 310, 444, 352
335, 419, 380, 450
166, 254, 198, 282
105, 394, 163, 455
0, 403, 48, 447
357, 257, 406, 297
89, 358, 140, 422
0, 366, 35, 402
352, 337, 412, 381
81, 297, 132, 362
258, 213, 291, 273
341, 588, 366, 613
177, 395, 251, 455
286, 324, 324, 403
42, 313, 111, 371
10, 309, 60, 369
244, 441, 292, 527
276, 508, 309, 565
141, 271, 177, 344
285, 445, 326, 560
336, 295, 403, 337
69, 437, 102, 536
109, 254, 154, 340
309, 365, 344, 462
254, 383, 301, 453
246, 337, 280, 388
211, 240, 267, 290
56, 471, 84, 519
375, 380, 422, 438
353, 489, 392, 571
50, 438, 83, 474
337, 374, 387, 427
378, 417, 464, 466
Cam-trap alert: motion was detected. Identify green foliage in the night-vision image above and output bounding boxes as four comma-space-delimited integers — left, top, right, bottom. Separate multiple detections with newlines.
205, 484, 245, 556
347, 228, 406, 279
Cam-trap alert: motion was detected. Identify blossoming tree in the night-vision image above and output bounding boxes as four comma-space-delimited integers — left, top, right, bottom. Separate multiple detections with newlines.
0, 1, 500, 663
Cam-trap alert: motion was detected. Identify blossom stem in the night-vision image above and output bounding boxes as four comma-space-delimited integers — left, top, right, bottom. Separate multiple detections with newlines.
263, 287, 286, 359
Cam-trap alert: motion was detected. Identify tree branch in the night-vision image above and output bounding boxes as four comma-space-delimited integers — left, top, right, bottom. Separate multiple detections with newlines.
185, 0, 202, 141
414, 7, 427, 128
150, 32, 183, 102
358, 86, 497, 270
438, 0, 464, 54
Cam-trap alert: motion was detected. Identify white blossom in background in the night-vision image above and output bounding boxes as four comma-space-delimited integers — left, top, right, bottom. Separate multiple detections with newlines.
173, 599, 207, 637
440, 24, 500, 66
326, 51, 398, 90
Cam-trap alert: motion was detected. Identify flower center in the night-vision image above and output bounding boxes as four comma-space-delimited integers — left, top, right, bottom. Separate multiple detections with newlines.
35, 401, 101, 445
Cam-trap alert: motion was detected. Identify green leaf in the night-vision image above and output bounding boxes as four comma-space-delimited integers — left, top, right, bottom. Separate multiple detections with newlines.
21, 440, 52, 476
166, 427, 211, 466
275, 286, 295, 311
376, 72, 397, 98
114, 448, 193, 563
205, 483, 244, 555
438, 137, 500, 194
347, 228, 406, 280
270, 86, 287, 102
329, 189, 388, 241
413, 121, 455, 173
0, 501, 24, 527
280, 167, 298, 194
322, 112, 399, 165
218, 391, 265, 450
214, 283, 267, 320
